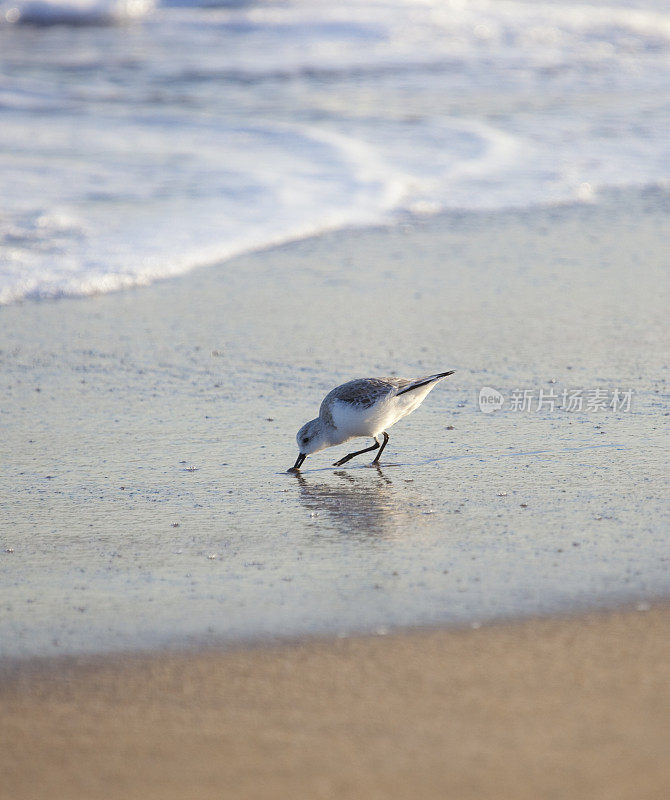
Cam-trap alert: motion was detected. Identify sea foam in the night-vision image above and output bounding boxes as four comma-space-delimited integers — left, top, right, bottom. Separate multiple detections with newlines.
2, 0, 154, 25
1, 0, 669, 303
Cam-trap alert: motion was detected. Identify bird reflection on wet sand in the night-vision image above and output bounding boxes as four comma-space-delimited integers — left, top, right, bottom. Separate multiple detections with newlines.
292, 466, 419, 538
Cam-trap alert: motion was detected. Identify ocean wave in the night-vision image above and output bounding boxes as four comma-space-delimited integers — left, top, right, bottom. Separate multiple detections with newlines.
1, 0, 154, 25
1, 0, 669, 303
160, 0, 255, 8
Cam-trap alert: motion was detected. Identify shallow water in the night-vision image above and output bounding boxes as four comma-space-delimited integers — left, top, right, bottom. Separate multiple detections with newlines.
2, 0, 670, 301
1, 188, 668, 658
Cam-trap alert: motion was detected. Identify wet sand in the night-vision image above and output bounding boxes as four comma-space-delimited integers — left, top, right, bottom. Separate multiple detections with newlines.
1, 187, 669, 659
2, 604, 669, 800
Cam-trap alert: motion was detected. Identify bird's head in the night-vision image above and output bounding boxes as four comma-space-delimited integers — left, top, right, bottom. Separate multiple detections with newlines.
290, 418, 329, 470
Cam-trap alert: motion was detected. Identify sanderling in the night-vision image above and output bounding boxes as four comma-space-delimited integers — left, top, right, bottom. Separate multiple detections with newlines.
290, 370, 455, 470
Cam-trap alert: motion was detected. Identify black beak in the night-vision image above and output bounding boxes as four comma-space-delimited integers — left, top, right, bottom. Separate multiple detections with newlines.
291, 453, 306, 471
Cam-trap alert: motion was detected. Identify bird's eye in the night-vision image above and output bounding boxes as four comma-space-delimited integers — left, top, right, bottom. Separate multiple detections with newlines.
301, 436, 309, 444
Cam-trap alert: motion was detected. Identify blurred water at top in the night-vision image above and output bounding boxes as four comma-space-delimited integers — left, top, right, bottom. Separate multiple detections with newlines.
1, 0, 669, 303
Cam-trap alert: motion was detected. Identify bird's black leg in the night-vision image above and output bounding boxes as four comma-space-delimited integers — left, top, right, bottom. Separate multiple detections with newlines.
333, 438, 380, 467
371, 431, 389, 464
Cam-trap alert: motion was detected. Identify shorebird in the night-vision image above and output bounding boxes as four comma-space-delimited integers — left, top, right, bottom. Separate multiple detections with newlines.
290, 370, 455, 470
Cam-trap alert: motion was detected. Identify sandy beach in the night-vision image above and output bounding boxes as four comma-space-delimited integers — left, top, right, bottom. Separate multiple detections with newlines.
1, 185, 669, 800
2, 188, 669, 658
2, 604, 669, 800
2, 3, 670, 796
2, 140, 670, 800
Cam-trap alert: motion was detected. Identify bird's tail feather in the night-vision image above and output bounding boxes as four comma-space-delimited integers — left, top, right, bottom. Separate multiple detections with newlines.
396, 370, 455, 396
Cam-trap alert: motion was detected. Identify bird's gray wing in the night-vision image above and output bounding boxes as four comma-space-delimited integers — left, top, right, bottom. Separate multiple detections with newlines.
321, 378, 405, 417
